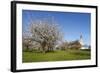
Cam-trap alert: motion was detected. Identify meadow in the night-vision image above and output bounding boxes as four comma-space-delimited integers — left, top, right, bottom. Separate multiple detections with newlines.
22, 49, 91, 63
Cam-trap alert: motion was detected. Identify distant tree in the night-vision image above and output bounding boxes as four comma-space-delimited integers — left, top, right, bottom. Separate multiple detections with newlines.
88, 45, 91, 49
69, 40, 82, 50
22, 37, 32, 51
59, 41, 69, 50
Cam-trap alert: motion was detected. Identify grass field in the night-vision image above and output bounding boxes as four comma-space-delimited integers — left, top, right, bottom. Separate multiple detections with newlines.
22, 49, 91, 63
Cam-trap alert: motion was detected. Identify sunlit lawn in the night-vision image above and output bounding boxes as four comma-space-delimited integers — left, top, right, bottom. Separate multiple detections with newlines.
22, 49, 91, 63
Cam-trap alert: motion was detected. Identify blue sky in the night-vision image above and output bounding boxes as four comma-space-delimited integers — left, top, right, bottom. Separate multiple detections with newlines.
22, 10, 91, 45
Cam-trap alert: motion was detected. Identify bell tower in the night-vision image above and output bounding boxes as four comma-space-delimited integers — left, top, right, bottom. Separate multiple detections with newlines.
79, 34, 83, 45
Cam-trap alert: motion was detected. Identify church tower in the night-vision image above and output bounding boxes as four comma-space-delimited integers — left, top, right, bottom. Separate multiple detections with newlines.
79, 34, 83, 46
79, 34, 85, 49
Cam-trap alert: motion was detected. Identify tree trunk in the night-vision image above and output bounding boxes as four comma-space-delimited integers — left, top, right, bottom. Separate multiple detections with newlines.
41, 41, 46, 53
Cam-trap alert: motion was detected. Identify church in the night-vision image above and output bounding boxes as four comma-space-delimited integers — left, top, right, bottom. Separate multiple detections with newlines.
79, 35, 89, 49
55, 34, 90, 50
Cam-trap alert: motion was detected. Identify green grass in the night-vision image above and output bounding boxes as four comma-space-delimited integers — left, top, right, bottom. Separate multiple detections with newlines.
22, 49, 91, 63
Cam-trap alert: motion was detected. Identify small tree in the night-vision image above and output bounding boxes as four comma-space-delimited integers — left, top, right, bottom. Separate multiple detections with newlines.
22, 30, 31, 51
